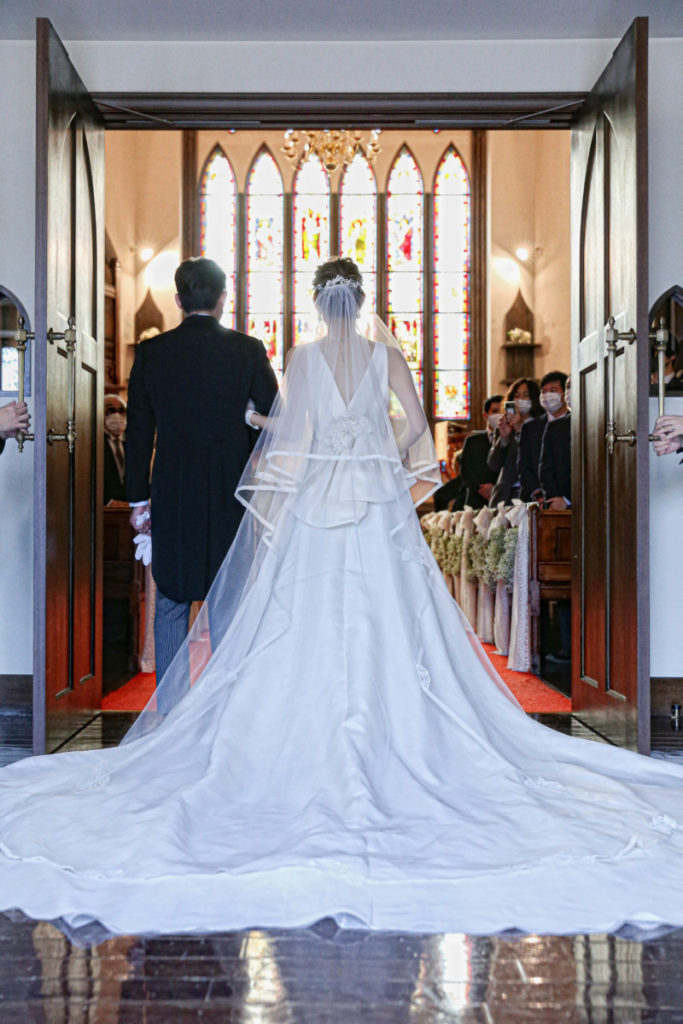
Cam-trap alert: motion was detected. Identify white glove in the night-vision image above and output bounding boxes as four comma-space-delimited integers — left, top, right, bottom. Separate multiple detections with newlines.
133, 532, 152, 566
245, 399, 260, 430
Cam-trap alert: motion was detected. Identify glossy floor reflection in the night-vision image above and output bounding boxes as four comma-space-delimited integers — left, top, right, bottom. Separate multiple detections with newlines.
3, 914, 683, 1022
3, 712, 683, 1020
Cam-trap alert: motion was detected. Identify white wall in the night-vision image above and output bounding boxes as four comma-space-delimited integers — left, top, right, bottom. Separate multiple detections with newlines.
647, 39, 683, 678
0, 45, 35, 673
1, 34, 682, 676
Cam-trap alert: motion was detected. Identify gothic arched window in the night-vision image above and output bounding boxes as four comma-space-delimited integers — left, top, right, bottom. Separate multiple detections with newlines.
433, 146, 471, 419
292, 154, 330, 344
339, 151, 377, 313
246, 148, 285, 377
386, 148, 424, 396
198, 146, 237, 328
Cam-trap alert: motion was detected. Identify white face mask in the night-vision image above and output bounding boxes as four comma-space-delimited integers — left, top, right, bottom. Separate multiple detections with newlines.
515, 398, 532, 415
486, 413, 501, 431
540, 392, 564, 414
106, 413, 126, 434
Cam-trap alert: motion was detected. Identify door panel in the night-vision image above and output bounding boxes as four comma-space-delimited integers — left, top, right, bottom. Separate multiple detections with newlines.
571, 18, 649, 751
34, 19, 104, 753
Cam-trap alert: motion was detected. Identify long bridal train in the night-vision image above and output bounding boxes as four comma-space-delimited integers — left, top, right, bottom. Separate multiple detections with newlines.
2, 307, 683, 936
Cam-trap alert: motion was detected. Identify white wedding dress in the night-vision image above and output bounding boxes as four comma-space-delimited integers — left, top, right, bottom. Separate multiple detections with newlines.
2, 290, 683, 937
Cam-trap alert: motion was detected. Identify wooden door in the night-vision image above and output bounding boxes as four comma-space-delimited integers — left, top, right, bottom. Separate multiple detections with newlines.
571, 18, 650, 752
34, 19, 105, 753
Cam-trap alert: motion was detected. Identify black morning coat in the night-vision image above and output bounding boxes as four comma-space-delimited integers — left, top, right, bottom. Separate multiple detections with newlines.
125, 314, 279, 603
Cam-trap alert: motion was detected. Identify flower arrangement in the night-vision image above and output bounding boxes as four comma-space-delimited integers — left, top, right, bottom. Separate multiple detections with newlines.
499, 527, 519, 592
466, 533, 487, 582
441, 534, 462, 576
507, 328, 532, 345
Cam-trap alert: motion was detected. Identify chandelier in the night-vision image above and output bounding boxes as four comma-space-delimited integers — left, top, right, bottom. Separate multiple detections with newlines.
281, 129, 381, 173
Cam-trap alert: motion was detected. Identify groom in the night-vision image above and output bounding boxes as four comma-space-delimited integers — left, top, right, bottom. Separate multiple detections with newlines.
126, 257, 278, 686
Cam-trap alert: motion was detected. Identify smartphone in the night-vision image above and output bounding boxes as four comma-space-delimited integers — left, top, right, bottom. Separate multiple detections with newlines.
504, 401, 515, 415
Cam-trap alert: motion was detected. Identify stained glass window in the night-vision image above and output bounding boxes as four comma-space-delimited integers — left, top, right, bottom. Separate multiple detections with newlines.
433, 146, 471, 419
246, 149, 285, 377
292, 154, 330, 344
199, 147, 237, 328
386, 148, 424, 396
339, 151, 377, 313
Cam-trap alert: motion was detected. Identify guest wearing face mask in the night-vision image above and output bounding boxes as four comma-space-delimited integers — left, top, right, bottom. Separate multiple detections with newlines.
457, 394, 503, 509
487, 378, 543, 506
540, 377, 572, 510
518, 371, 568, 502
103, 394, 127, 504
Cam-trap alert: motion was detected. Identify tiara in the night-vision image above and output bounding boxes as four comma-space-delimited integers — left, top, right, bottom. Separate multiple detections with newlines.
316, 275, 363, 293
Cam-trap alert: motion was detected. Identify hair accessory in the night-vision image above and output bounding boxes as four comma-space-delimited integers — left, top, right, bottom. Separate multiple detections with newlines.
317, 275, 363, 293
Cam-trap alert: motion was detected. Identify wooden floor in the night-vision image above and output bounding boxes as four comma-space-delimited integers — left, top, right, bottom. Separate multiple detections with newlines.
3, 709, 683, 1019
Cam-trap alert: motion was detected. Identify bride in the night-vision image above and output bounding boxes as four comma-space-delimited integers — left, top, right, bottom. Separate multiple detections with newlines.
2, 256, 683, 937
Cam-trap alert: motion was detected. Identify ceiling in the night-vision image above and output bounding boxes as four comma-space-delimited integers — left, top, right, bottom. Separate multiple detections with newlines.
4, 0, 683, 41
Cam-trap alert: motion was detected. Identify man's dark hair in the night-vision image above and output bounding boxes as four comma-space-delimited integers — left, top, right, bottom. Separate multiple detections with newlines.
174, 258, 226, 313
540, 370, 568, 390
484, 394, 503, 414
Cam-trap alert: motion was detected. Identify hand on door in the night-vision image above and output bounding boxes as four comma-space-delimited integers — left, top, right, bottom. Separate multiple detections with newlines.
653, 414, 683, 455
0, 401, 30, 439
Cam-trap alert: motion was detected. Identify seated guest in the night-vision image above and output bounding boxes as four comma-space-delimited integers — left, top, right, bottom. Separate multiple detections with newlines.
433, 426, 468, 511
540, 377, 572, 510
103, 394, 127, 504
518, 370, 568, 502
458, 393, 502, 509
487, 378, 542, 506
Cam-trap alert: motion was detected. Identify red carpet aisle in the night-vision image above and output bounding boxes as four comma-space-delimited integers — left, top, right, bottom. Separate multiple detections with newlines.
103, 645, 571, 714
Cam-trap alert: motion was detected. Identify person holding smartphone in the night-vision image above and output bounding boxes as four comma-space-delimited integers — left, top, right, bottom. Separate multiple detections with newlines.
486, 378, 542, 506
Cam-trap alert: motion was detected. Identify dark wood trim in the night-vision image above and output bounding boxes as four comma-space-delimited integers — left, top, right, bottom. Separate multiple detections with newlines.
34, 18, 49, 753
423, 193, 434, 432
181, 129, 198, 260
330, 191, 339, 257
470, 129, 487, 431
93, 92, 585, 131
283, 192, 293, 358
236, 190, 246, 331
634, 15, 650, 754
377, 191, 386, 322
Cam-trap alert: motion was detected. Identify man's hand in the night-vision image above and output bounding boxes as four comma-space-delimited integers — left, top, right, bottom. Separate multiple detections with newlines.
546, 496, 569, 511
0, 401, 30, 439
130, 503, 151, 535
478, 482, 493, 500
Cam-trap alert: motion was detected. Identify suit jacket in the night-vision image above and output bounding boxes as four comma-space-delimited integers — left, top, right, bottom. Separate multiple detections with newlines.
125, 315, 279, 602
433, 475, 466, 512
459, 430, 497, 509
103, 435, 126, 504
539, 414, 571, 500
517, 415, 549, 501
486, 432, 520, 507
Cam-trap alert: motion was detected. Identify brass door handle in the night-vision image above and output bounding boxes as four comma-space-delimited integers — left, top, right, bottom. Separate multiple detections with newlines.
14, 316, 34, 452
605, 316, 637, 455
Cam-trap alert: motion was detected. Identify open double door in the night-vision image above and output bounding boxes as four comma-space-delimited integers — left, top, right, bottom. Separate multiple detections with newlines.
33, 18, 651, 753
